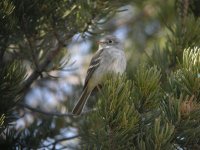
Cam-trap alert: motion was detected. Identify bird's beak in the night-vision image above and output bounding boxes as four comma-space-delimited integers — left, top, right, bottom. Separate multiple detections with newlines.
97, 40, 105, 44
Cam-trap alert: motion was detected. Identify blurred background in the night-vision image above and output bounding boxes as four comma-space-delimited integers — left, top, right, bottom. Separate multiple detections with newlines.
0, 0, 200, 149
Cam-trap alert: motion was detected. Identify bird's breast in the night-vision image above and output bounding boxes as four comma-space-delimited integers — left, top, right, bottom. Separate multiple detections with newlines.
101, 49, 126, 74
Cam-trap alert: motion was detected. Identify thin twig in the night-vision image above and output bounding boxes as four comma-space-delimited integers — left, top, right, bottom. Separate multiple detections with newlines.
17, 135, 79, 149
52, 135, 79, 150
41, 135, 79, 149
19, 103, 93, 117
19, 103, 73, 117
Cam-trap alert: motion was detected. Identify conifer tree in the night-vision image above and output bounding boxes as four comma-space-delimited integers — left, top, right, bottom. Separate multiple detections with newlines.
0, 0, 200, 149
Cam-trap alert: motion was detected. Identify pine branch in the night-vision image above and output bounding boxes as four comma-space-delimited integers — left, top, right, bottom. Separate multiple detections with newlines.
81, 75, 140, 149
20, 31, 69, 94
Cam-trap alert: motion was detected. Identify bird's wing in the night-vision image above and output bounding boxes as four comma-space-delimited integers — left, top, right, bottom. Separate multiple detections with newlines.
83, 48, 104, 90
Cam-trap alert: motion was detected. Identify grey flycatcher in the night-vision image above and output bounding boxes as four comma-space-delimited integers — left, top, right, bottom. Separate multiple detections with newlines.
72, 35, 126, 115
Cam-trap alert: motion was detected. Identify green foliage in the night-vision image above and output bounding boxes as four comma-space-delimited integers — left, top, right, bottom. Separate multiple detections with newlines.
183, 47, 200, 74
168, 47, 200, 99
175, 108, 200, 148
0, 0, 15, 34
80, 38, 200, 149
152, 118, 174, 149
166, 17, 200, 51
0, 61, 26, 129
160, 46, 200, 149
161, 96, 181, 125
0, 114, 5, 133
132, 65, 162, 112
0, 0, 131, 149
81, 68, 172, 149
1, 0, 200, 149
137, 117, 175, 150
0, 117, 57, 149
149, 17, 200, 76
81, 75, 140, 149
0, 0, 130, 71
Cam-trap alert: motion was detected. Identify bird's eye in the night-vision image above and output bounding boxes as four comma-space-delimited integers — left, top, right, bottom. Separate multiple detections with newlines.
108, 40, 113, 44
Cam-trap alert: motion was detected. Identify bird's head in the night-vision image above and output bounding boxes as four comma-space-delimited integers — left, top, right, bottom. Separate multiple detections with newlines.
98, 35, 123, 50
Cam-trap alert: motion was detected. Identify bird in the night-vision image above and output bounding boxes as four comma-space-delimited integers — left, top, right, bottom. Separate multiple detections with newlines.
72, 35, 126, 115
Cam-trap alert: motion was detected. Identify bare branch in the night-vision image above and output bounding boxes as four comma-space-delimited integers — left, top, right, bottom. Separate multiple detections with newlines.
19, 103, 73, 117
52, 135, 79, 150
40, 135, 79, 149
19, 103, 94, 117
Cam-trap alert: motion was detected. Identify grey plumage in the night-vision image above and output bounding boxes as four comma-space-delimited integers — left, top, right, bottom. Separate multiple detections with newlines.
72, 35, 126, 115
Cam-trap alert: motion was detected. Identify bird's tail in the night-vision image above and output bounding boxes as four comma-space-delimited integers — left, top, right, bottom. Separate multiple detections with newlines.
72, 88, 91, 115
